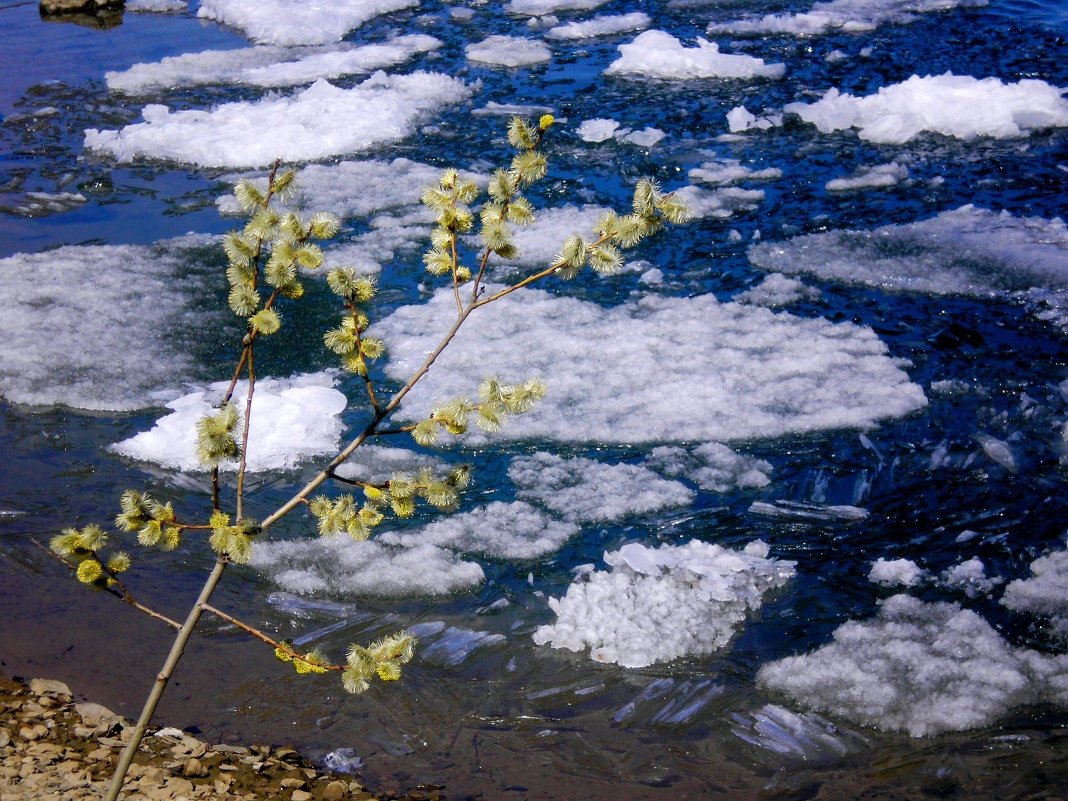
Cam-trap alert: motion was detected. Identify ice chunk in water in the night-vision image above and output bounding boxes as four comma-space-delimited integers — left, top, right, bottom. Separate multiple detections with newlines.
372, 286, 927, 445
731, 704, 868, 759
533, 539, 795, 667
508, 452, 695, 522
408, 622, 506, 666
758, 594, 1068, 736
197, 0, 417, 46
1002, 538, 1068, 637
546, 12, 650, 40
111, 373, 347, 473
605, 30, 786, 80
466, 35, 552, 67
869, 557, 926, 587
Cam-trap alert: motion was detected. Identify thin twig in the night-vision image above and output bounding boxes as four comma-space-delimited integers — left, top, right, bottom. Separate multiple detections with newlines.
202, 603, 343, 671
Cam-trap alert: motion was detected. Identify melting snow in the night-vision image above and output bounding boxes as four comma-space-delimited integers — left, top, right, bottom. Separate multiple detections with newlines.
372, 285, 927, 444
380, 501, 580, 560
869, 557, 926, 587
106, 36, 441, 94
111, 373, 347, 473
508, 452, 695, 521
546, 12, 650, 39
85, 73, 472, 168
748, 206, 1068, 298
466, 35, 552, 67
645, 443, 773, 492
825, 161, 908, 191
1002, 539, 1068, 638
758, 594, 1068, 736
783, 73, 1068, 144
605, 31, 786, 80
710, 0, 988, 37
735, 274, 822, 308
534, 539, 796, 667
248, 538, 485, 597
196, 0, 416, 46
0, 237, 225, 411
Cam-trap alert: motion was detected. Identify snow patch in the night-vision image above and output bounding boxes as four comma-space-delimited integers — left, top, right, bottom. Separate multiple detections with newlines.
534, 539, 796, 667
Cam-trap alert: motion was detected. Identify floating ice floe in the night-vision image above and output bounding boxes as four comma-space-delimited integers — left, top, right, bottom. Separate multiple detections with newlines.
331, 444, 445, 486
126, 0, 186, 11
1002, 538, 1068, 638
197, 0, 416, 46
506, 0, 610, 16
825, 161, 908, 191
380, 501, 580, 560
111, 373, 347, 473
612, 677, 724, 726
85, 72, 472, 168
575, 118, 664, 146
372, 285, 927, 444
217, 158, 457, 219
407, 621, 506, 666
546, 12, 650, 39
868, 557, 926, 587
5, 191, 87, 217
749, 500, 870, 521
783, 73, 1068, 144
645, 443, 773, 492
106, 36, 442, 94
748, 206, 1068, 298
508, 452, 695, 522
730, 703, 868, 759
710, 0, 988, 37
689, 159, 783, 186
726, 105, 784, 133
466, 35, 552, 67
941, 557, 1002, 598
757, 593, 1068, 736
533, 539, 796, 667
0, 236, 227, 411
248, 538, 485, 597
673, 185, 766, 218
606, 31, 786, 80
481, 205, 609, 270
734, 274, 822, 308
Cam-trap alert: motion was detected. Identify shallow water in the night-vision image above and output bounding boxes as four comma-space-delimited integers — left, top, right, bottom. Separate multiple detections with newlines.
1, 0, 1068, 798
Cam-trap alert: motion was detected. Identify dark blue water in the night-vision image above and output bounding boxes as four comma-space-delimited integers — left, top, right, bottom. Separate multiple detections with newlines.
2, 0, 1068, 798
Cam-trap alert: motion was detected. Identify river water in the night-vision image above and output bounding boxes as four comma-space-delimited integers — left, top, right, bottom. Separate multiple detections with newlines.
1, 0, 1067, 798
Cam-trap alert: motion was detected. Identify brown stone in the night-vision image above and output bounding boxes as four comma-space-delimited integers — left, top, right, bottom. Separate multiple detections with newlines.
182, 757, 209, 778
28, 679, 71, 699
324, 779, 349, 801
291, 791, 314, 801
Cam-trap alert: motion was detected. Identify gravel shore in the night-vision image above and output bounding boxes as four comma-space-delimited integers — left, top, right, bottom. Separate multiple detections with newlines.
0, 675, 390, 801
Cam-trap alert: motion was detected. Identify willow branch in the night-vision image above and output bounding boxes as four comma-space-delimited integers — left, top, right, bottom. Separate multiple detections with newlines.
202, 604, 343, 671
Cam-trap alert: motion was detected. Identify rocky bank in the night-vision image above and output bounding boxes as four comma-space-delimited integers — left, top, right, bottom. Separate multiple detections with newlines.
0, 675, 381, 801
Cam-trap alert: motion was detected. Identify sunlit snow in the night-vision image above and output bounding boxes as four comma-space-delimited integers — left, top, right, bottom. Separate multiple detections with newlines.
380, 501, 580, 560
0, 237, 223, 411
85, 73, 472, 168
784, 73, 1068, 143
748, 205, 1068, 298
546, 12, 650, 39
508, 452, 695, 521
466, 35, 552, 67
196, 0, 416, 46
758, 594, 1068, 736
533, 539, 796, 667
372, 286, 927, 444
606, 31, 785, 80
710, 0, 988, 37
106, 36, 442, 93
110, 373, 347, 473
248, 538, 485, 597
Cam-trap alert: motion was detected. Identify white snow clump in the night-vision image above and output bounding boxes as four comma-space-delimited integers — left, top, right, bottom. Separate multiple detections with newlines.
606, 31, 785, 81
533, 539, 796, 667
